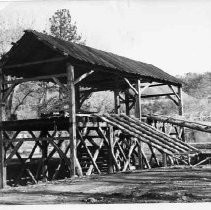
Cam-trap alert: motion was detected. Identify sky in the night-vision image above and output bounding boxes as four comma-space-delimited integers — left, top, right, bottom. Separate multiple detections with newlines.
0, 0, 211, 76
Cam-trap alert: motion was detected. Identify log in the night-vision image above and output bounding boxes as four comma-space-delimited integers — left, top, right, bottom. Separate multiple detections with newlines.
97, 115, 174, 157
0, 68, 6, 188
109, 115, 182, 154
120, 114, 192, 153
126, 114, 199, 152
144, 114, 211, 133
74, 70, 94, 85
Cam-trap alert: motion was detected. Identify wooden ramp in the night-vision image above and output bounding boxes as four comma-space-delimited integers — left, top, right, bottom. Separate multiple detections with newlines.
96, 114, 200, 159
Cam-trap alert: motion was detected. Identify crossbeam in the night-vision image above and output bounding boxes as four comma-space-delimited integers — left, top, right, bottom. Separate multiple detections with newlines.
1, 57, 67, 70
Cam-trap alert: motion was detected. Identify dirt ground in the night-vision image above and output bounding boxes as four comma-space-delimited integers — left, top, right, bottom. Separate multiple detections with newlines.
0, 165, 211, 205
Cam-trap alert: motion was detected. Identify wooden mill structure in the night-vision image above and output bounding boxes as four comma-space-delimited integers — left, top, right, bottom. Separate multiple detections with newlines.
0, 30, 197, 188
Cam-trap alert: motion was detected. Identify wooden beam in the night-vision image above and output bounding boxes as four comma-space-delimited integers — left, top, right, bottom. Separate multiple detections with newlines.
73, 70, 94, 85
124, 78, 138, 95
135, 79, 142, 120
148, 83, 166, 87
141, 93, 175, 98
67, 63, 77, 177
52, 77, 68, 93
125, 90, 130, 115
107, 125, 114, 173
168, 85, 180, 101
178, 86, 183, 116
0, 68, 6, 188
166, 95, 179, 106
2, 57, 67, 70
2, 83, 17, 102
77, 128, 101, 174
114, 78, 120, 114
3, 73, 67, 85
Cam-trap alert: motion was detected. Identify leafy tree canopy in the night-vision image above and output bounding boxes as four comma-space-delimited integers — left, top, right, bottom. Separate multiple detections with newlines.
49, 9, 85, 44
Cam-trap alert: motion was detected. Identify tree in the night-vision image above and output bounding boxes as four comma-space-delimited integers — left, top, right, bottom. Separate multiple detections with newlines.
0, 15, 35, 120
49, 9, 85, 44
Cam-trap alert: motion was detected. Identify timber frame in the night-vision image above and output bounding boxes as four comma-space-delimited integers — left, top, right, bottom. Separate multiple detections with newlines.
0, 30, 184, 188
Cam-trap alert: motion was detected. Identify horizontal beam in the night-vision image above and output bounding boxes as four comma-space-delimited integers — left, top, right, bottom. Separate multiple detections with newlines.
148, 83, 166, 87
144, 114, 211, 133
1, 57, 67, 70
3, 73, 67, 85
141, 93, 175, 98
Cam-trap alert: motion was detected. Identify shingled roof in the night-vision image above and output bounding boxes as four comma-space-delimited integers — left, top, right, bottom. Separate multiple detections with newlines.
2, 30, 182, 86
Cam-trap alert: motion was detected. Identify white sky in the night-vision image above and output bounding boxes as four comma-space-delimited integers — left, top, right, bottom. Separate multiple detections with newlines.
0, 0, 211, 76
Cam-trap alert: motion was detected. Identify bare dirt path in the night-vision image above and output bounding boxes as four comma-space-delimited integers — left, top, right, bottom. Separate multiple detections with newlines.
0, 166, 211, 205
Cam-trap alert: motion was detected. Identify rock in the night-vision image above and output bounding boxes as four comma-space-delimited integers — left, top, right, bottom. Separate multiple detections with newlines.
86, 197, 98, 203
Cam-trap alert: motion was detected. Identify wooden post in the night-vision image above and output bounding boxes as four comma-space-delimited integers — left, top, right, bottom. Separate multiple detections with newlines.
41, 131, 48, 181
67, 63, 77, 177
135, 79, 142, 120
114, 78, 120, 114
75, 85, 80, 111
0, 68, 6, 188
107, 125, 114, 174
178, 86, 183, 116
135, 79, 143, 169
178, 85, 185, 141
125, 90, 130, 116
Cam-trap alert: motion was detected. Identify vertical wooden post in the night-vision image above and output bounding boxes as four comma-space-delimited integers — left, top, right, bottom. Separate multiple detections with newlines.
0, 68, 6, 188
75, 85, 80, 111
125, 90, 130, 116
178, 86, 183, 116
67, 63, 77, 177
178, 85, 185, 141
107, 125, 114, 174
135, 79, 143, 169
41, 130, 48, 181
135, 79, 142, 120
114, 77, 120, 114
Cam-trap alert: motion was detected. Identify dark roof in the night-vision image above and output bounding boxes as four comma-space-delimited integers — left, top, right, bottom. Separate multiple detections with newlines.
2, 30, 182, 86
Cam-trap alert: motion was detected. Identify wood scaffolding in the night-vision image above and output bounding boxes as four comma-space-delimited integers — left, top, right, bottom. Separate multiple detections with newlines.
0, 30, 188, 188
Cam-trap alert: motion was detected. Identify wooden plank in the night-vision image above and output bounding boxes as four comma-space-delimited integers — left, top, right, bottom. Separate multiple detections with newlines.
0, 68, 6, 188
3, 73, 67, 85
2, 57, 67, 70
67, 63, 77, 177
74, 70, 94, 85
